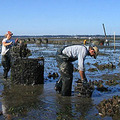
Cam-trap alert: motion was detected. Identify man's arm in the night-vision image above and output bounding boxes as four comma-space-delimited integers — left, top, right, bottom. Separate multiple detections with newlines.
78, 46, 88, 82
79, 70, 86, 81
3, 41, 12, 46
15, 38, 18, 43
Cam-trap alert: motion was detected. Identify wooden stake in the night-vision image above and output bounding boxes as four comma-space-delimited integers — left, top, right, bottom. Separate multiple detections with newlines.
102, 24, 107, 40
114, 32, 115, 50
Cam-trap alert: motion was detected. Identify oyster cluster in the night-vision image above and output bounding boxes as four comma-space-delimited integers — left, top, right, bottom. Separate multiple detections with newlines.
48, 72, 59, 79
91, 80, 108, 92
75, 79, 94, 97
97, 96, 120, 117
105, 80, 119, 86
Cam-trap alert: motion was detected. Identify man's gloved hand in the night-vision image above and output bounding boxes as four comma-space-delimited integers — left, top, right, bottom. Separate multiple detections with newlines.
76, 78, 88, 84
81, 78, 89, 88
81, 78, 88, 83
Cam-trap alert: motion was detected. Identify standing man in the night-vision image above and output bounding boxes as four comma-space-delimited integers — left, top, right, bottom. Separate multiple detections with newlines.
55, 45, 99, 96
1, 31, 18, 79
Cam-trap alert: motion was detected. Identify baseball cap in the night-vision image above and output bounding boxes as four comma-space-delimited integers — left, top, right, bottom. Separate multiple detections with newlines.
7, 31, 13, 35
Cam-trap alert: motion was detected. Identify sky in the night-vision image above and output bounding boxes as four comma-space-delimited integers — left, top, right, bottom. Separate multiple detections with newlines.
0, 0, 120, 35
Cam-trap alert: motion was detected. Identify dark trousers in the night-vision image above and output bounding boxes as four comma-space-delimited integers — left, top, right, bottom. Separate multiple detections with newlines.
1, 53, 11, 78
56, 47, 74, 96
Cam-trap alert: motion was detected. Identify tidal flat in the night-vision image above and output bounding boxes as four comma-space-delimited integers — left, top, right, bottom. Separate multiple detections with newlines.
0, 39, 120, 120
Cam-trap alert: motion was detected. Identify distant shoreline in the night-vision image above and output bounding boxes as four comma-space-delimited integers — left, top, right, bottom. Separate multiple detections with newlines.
0, 34, 120, 38
0, 35, 119, 45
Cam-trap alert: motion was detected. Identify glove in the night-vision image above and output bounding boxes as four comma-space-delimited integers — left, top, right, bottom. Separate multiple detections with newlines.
81, 78, 88, 83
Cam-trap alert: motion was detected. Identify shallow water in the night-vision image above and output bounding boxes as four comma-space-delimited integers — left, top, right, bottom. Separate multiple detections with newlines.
0, 40, 120, 119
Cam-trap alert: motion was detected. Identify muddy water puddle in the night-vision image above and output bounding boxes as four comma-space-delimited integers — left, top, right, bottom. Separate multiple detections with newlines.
0, 41, 120, 119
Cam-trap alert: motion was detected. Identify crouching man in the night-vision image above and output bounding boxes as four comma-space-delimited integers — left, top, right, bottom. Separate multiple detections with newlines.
55, 45, 99, 96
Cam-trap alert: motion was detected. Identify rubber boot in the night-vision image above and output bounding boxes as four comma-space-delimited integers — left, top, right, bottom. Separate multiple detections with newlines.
3, 70, 8, 79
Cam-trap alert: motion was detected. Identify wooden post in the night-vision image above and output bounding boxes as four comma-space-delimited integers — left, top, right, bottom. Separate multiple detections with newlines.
102, 24, 107, 40
114, 32, 115, 50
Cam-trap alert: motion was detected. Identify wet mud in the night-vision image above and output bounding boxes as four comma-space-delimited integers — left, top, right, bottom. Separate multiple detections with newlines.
0, 39, 120, 119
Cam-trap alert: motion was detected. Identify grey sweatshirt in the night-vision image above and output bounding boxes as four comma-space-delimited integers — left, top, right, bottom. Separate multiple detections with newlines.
62, 45, 89, 71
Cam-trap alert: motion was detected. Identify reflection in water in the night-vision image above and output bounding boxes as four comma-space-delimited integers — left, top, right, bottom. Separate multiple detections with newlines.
55, 96, 93, 120
56, 96, 73, 120
1, 83, 44, 119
